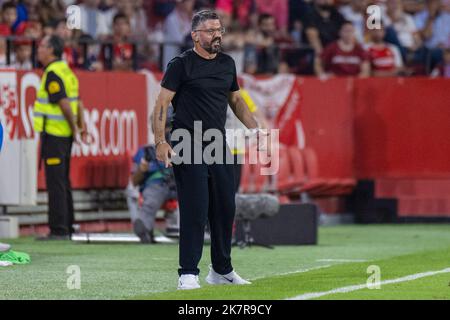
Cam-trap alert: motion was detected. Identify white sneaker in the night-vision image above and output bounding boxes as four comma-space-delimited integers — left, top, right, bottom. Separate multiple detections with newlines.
177, 274, 201, 290
205, 266, 251, 285
0, 242, 10, 252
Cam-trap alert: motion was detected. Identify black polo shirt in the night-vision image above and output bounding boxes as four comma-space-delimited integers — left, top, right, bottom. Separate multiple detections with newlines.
303, 6, 346, 48
161, 49, 239, 134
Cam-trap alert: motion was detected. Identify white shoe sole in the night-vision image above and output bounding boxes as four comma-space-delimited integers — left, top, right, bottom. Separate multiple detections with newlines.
205, 275, 250, 285
177, 285, 201, 290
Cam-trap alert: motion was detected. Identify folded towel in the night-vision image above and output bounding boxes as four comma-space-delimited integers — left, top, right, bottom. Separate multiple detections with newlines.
0, 250, 31, 265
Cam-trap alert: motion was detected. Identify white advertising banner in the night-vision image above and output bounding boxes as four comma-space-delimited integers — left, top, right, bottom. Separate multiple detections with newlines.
0, 71, 37, 205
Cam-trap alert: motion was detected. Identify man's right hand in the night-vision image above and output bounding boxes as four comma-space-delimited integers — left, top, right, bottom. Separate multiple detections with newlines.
156, 142, 176, 168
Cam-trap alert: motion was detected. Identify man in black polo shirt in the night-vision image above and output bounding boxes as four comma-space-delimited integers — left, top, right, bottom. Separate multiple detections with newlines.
153, 10, 263, 290
303, 0, 347, 55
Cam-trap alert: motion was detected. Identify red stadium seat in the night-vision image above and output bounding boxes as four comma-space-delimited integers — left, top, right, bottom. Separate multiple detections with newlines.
270, 144, 293, 192
239, 147, 271, 193
290, 147, 330, 195
301, 147, 356, 196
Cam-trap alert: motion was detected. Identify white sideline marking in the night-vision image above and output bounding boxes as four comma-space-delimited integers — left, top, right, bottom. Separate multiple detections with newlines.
287, 267, 450, 300
250, 264, 333, 281
317, 259, 368, 263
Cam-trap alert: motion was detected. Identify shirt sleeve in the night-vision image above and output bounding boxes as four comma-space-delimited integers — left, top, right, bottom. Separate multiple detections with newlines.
45, 71, 67, 104
389, 44, 404, 68
161, 57, 184, 92
230, 59, 240, 92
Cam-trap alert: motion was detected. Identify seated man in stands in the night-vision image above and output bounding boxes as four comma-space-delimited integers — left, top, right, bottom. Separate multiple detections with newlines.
365, 22, 404, 77
431, 47, 450, 78
126, 109, 178, 243
100, 13, 135, 71
315, 21, 370, 78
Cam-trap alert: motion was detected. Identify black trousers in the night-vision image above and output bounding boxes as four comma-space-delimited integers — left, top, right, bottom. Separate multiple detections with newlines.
42, 133, 74, 236
172, 136, 236, 276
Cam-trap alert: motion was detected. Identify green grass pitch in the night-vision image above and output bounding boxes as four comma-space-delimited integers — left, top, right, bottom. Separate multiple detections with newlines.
1, 224, 449, 300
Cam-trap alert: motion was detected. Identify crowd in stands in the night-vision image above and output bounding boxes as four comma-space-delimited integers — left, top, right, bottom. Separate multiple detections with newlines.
0, 0, 449, 77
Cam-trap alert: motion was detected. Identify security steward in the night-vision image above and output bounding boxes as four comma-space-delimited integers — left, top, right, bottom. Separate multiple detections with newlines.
34, 35, 87, 240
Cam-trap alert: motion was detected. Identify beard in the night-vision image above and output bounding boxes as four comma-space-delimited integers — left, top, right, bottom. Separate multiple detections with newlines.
203, 37, 222, 54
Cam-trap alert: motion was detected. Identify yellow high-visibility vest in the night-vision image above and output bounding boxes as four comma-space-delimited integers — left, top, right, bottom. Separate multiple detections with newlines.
33, 60, 79, 137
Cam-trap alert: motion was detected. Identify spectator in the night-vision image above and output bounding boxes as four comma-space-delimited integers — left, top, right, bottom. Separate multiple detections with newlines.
55, 18, 78, 69
383, 0, 436, 73
415, 0, 450, 48
115, 0, 149, 40
79, 0, 110, 39
43, 20, 57, 37
14, 0, 29, 31
365, 23, 404, 77
315, 21, 370, 78
384, 0, 422, 52
18, 20, 43, 39
99, 0, 115, 11
216, 0, 256, 29
1, 1, 17, 33
255, 0, 289, 35
431, 47, 450, 77
115, 0, 151, 69
244, 13, 280, 75
77, 33, 103, 71
12, 38, 33, 69
162, 0, 195, 71
17, 0, 41, 22
402, 0, 427, 14
153, 0, 176, 19
144, 21, 165, 71
0, 24, 10, 67
303, 0, 347, 55
291, 18, 306, 46
37, 0, 66, 26
216, 7, 246, 73
339, 0, 368, 44
101, 13, 134, 71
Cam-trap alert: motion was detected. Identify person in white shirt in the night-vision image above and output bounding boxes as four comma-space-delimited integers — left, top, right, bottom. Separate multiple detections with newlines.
78, 0, 110, 39
365, 24, 404, 77
339, 0, 368, 44
162, 0, 195, 70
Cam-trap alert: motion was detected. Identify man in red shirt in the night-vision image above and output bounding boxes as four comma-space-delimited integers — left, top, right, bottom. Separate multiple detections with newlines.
101, 13, 135, 71
365, 24, 404, 77
315, 21, 370, 78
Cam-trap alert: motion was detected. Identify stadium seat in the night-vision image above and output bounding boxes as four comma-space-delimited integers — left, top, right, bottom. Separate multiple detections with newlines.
239, 147, 270, 194
300, 147, 356, 196
290, 147, 330, 195
265, 144, 293, 193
